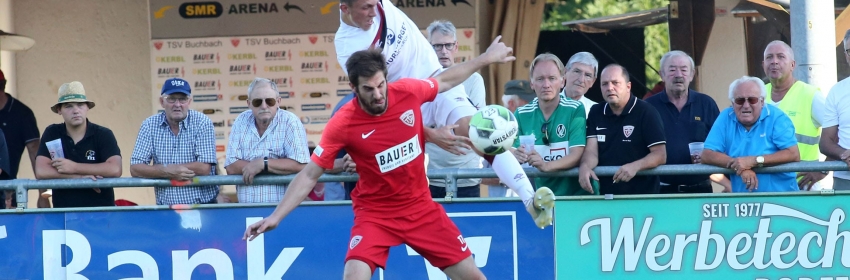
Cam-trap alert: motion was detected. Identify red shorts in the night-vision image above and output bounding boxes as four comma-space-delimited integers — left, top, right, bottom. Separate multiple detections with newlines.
345, 202, 471, 273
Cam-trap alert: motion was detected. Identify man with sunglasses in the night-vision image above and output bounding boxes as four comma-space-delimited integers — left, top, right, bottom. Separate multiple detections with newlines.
130, 78, 220, 205
424, 19, 485, 198
702, 76, 800, 192
335, 0, 542, 222
761, 40, 828, 191
646, 51, 727, 194
512, 53, 592, 196
224, 78, 309, 203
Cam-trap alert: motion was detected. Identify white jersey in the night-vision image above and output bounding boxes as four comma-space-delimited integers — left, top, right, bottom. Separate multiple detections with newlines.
334, 0, 442, 81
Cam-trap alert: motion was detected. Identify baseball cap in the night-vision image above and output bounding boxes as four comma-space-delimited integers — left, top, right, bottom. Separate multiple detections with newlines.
0, 69, 5, 81
161, 78, 191, 96
504, 80, 535, 102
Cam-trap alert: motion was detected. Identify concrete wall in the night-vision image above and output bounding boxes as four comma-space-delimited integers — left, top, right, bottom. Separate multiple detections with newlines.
698, 0, 749, 108
12, 0, 155, 206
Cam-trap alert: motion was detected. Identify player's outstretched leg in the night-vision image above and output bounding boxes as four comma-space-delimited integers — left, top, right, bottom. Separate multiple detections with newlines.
442, 256, 486, 280
533, 186, 556, 229
456, 116, 553, 229
343, 260, 372, 280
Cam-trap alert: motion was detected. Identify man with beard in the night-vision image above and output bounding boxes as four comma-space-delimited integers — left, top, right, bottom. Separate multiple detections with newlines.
334, 0, 550, 226
245, 38, 514, 279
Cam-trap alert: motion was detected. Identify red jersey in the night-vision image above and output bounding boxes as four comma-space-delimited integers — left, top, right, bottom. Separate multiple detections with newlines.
312, 78, 439, 217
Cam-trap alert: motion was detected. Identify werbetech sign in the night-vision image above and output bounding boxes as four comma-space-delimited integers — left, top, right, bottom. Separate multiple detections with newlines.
556, 193, 850, 280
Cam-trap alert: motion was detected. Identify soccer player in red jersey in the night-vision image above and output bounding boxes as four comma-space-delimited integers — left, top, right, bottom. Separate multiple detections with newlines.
244, 37, 514, 279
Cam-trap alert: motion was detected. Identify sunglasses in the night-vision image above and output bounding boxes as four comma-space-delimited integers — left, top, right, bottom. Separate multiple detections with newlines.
251, 98, 277, 107
541, 122, 550, 145
734, 97, 761, 105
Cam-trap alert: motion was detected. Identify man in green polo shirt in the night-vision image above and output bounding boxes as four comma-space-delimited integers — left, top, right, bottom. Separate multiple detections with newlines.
763, 40, 828, 190
511, 53, 595, 195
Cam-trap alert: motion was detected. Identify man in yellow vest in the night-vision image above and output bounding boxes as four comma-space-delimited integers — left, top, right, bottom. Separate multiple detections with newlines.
762, 40, 828, 190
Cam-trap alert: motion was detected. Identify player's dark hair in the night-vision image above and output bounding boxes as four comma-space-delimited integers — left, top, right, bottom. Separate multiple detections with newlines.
346, 49, 388, 88
340, 0, 355, 6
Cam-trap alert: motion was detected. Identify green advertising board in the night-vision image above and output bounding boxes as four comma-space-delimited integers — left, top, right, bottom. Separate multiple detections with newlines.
555, 192, 850, 280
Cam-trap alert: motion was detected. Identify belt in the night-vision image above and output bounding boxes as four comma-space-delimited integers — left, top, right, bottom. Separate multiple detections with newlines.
660, 180, 712, 193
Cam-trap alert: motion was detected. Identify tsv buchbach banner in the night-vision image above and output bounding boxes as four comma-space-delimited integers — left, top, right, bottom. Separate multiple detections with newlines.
555, 192, 850, 280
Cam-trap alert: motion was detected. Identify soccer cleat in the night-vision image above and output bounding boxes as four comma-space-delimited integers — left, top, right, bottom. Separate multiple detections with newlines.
531, 187, 555, 229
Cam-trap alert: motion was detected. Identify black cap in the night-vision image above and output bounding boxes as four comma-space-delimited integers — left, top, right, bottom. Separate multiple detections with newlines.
504, 80, 535, 102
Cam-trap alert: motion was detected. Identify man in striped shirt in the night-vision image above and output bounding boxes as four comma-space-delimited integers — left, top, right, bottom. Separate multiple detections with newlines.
225, 78, 309, 203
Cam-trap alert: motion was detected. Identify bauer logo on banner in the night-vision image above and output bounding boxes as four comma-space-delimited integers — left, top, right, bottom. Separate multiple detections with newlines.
229, 64, 255, 75
193, 53, 218, 64
271, 78, 291, 88
301, 61, 327, 72
194, 80, 219, 91
265, 50, 290, 61
157, 67, 182, 78
338, 76, 349, 86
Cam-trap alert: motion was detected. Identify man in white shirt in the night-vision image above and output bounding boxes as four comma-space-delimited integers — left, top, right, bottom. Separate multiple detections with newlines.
334, 0, 550, 224
560, 52, 598, 117
821, 29, 850, 190
424, 19, 485, 198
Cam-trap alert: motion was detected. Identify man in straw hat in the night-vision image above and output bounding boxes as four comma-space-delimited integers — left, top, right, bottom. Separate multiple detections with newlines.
130, 77, 220, 205
33, 81, 122, 208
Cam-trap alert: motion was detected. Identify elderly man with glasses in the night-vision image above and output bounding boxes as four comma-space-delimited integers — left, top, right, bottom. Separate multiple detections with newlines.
130, 78, 221, 205
224, 78, 309, 203
701, 76, 800, 192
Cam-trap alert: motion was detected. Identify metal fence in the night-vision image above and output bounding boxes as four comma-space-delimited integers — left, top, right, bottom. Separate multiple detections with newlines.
1, 161, 847, 209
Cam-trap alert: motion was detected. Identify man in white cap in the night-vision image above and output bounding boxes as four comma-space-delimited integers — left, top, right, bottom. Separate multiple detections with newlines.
34, 81, 122, 208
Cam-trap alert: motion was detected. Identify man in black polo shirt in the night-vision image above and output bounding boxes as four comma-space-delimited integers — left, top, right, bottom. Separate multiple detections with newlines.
579, 64, 667, 194
0, 70, 40, 208
34, 81, 121, 208
646, 51, 730, 193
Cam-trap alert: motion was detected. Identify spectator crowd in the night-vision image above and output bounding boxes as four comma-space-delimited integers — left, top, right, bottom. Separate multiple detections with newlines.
3, 25, 850, 208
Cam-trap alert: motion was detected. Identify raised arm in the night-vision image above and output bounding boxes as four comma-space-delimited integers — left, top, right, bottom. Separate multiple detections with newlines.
244, 161, 326, 241
432, 36, 515, 93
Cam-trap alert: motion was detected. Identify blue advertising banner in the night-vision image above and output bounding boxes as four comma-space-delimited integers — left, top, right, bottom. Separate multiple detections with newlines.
0, 201, 553, 279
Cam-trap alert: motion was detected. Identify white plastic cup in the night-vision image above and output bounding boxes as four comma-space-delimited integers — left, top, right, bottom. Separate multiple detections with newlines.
519, 135, 536, 154
688, 142, 704, 163
46, 139, 65, 159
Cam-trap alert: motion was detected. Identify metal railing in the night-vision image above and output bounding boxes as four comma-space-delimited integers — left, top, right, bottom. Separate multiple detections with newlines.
1, 161, 847, 209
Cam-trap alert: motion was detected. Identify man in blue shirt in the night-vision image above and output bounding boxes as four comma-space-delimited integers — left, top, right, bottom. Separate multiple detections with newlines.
702, 76, 800, 192
646, 51, 728, 193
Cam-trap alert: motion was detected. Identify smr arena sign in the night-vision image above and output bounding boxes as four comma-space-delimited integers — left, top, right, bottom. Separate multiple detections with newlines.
555, 193, 850, 280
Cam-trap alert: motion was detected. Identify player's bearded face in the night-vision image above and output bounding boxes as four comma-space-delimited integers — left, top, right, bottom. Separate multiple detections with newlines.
353, 74, 388, 115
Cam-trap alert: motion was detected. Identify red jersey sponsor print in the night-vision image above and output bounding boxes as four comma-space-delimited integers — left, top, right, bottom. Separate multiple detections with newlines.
311, 78, 439, 218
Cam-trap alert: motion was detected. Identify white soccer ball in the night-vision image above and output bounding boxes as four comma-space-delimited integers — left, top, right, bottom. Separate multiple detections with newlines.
468, 105, 518, 155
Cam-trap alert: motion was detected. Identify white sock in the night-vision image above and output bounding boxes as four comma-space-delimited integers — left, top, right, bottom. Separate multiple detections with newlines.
492, 152, 534, 207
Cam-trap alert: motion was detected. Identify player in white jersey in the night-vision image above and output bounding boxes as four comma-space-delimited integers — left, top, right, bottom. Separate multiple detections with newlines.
334, 0, 554, 228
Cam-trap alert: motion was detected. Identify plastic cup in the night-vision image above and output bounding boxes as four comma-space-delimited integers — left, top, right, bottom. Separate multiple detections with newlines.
519, 135, 536, 154
688, 142, 704, 163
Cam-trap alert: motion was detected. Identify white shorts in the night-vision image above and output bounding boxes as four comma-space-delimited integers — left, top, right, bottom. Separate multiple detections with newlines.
421, 84, 477, 128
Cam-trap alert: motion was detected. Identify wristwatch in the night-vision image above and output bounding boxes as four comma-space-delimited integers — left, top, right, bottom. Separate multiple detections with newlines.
263, 156, 269, 173
756, 156, 765, 168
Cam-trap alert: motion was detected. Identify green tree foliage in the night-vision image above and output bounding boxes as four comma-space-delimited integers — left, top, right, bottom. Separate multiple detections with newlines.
542, 0, 669, 86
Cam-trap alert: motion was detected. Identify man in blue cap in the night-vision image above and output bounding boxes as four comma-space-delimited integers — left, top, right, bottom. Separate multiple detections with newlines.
130, 78, 220, 205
